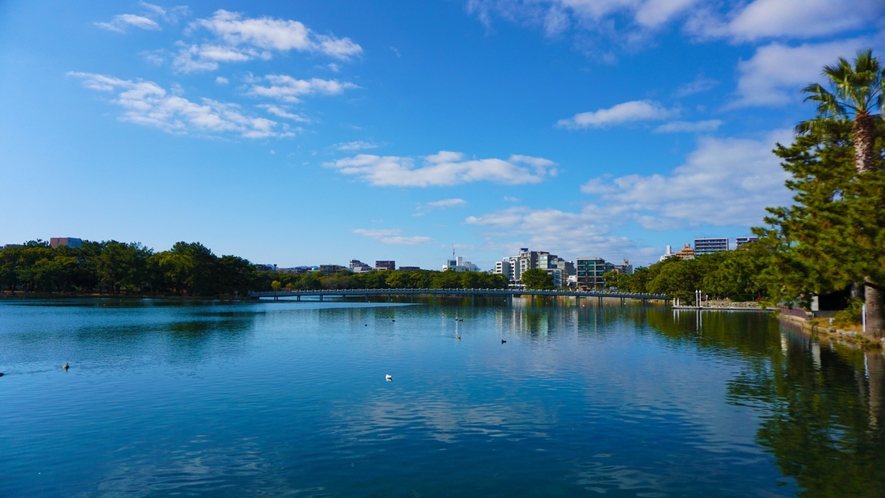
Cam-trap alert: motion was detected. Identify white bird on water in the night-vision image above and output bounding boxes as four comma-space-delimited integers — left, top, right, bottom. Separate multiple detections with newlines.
385, 374, 392, 381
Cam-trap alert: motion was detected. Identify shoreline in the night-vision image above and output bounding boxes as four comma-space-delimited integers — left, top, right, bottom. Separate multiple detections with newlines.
777, 312, 883, 350
0, 291, 256, 300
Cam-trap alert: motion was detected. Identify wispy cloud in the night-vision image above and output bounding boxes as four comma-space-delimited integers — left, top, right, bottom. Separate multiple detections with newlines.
246, 74, 359, 103
69, 72, 293, 139
353, 228, 432, 245
674, 75, 718, 97
334, 140, 378, 151
95, 3, 188, 33
653, 120, 722, 133
557, 100, 677, 129
258, 104, 309, 122
426, 198, 467, 209
95, 14, 160, 33
467, 0, 883, 55
326, 151, 557, 187
173, 10, 362, 72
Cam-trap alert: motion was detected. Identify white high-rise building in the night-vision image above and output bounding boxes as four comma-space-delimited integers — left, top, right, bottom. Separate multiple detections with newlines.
442, 256, 480, 272
493, 248, 574, 288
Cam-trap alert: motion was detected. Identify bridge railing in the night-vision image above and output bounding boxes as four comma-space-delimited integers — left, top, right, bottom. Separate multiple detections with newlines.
249, 287, 667, 300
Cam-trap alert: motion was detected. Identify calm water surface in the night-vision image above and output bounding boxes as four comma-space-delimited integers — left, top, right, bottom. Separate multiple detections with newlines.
1, 298, 883, 497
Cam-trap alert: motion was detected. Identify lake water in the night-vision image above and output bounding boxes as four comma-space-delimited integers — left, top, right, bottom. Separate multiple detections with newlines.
1, 298, 883, 497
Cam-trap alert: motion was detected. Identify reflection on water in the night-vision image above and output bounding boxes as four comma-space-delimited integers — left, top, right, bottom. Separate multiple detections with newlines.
0, 299, 883, 497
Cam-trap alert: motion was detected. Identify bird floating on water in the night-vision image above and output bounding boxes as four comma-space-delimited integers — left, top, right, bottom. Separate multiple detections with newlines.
501, 339, 507, 344
456, 335, 461, 340
0, 372, 4, 377
385, 374, 393, 381
63, 363, 69, 371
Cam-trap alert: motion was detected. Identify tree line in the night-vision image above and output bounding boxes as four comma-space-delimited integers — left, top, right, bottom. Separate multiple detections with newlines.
0, 240, 508, 296
602, 240, 772, 302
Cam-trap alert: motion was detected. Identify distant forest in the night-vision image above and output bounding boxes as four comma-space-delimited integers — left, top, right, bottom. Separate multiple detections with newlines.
0, 240, 508, 296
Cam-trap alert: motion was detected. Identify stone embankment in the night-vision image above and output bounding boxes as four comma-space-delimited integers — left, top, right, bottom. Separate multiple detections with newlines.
777, 307, 883, 350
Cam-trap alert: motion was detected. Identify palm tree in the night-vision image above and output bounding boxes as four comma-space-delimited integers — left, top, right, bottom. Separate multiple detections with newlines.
799, 48, 884, 336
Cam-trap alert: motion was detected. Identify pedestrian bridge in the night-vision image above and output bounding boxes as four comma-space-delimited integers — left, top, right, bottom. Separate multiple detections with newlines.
249, 288, 668, 305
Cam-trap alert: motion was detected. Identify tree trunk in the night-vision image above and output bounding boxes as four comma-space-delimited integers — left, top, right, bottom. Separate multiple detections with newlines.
865, 279, 884, 339
854, 113, 883, 339
853, 113, 877, 173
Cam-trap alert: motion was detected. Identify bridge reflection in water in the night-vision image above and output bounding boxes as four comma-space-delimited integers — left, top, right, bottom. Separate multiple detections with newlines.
249, 288, 668, 306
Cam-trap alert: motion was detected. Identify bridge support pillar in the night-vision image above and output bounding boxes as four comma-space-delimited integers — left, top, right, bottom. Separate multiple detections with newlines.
365, 295, 368, 302
598, 296, 603, 306
471, 295, 475, 307
621, 297, 625, 306
297, 295, 300, 302
319, 295, 323, 302
274, 295, 278, 301
531, 295, 535, 307
387, 295, 391, 303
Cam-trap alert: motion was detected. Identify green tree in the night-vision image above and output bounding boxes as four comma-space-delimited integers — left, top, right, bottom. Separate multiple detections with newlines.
602, 270, 630, 291
154, 242, 219, 295
521, 268, 554, 290
647, 258, 702, 301
756, 118, 885, 337
790, 48, 885, 336
431, 270, 462, 289
627, 266, 651, 293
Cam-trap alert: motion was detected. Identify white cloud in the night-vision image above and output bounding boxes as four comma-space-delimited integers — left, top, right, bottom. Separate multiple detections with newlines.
258, 104, 309, 122
172, 43, 263, 73
426, 198, 468, 209
215, 76, 229, 85
689, 0, 885, 42
557, 100, 677, 129
95, 14, 160, 33
653, 120, 722, 133
174, 10, 363, 73
334, 140, 378, 151
68, 72, 293, 139
139, 3, 190, 23
467, 0, 882, 53
247, 74, 358, 103
326, 151, 557, 187
728, 38, 877, 108
353, 228, 432, 245
465, 205, 651, 261
674, 75, 718, 97
141, 50, 166, 65
95, 3, 188, 33
580, 129, 793, 227
634, 0, 700, 28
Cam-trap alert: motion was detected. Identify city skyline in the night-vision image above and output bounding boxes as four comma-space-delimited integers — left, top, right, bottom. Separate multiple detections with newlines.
1, 1, 882, 269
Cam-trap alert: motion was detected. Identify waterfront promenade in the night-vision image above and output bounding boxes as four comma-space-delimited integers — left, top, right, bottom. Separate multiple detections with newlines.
250, 288, 668, 305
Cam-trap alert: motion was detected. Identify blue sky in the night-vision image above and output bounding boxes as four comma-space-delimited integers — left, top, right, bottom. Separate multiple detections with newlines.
0, 1, 882, 269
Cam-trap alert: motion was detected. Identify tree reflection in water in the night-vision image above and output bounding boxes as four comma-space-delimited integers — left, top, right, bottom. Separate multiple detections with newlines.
643, 309, 885, 497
